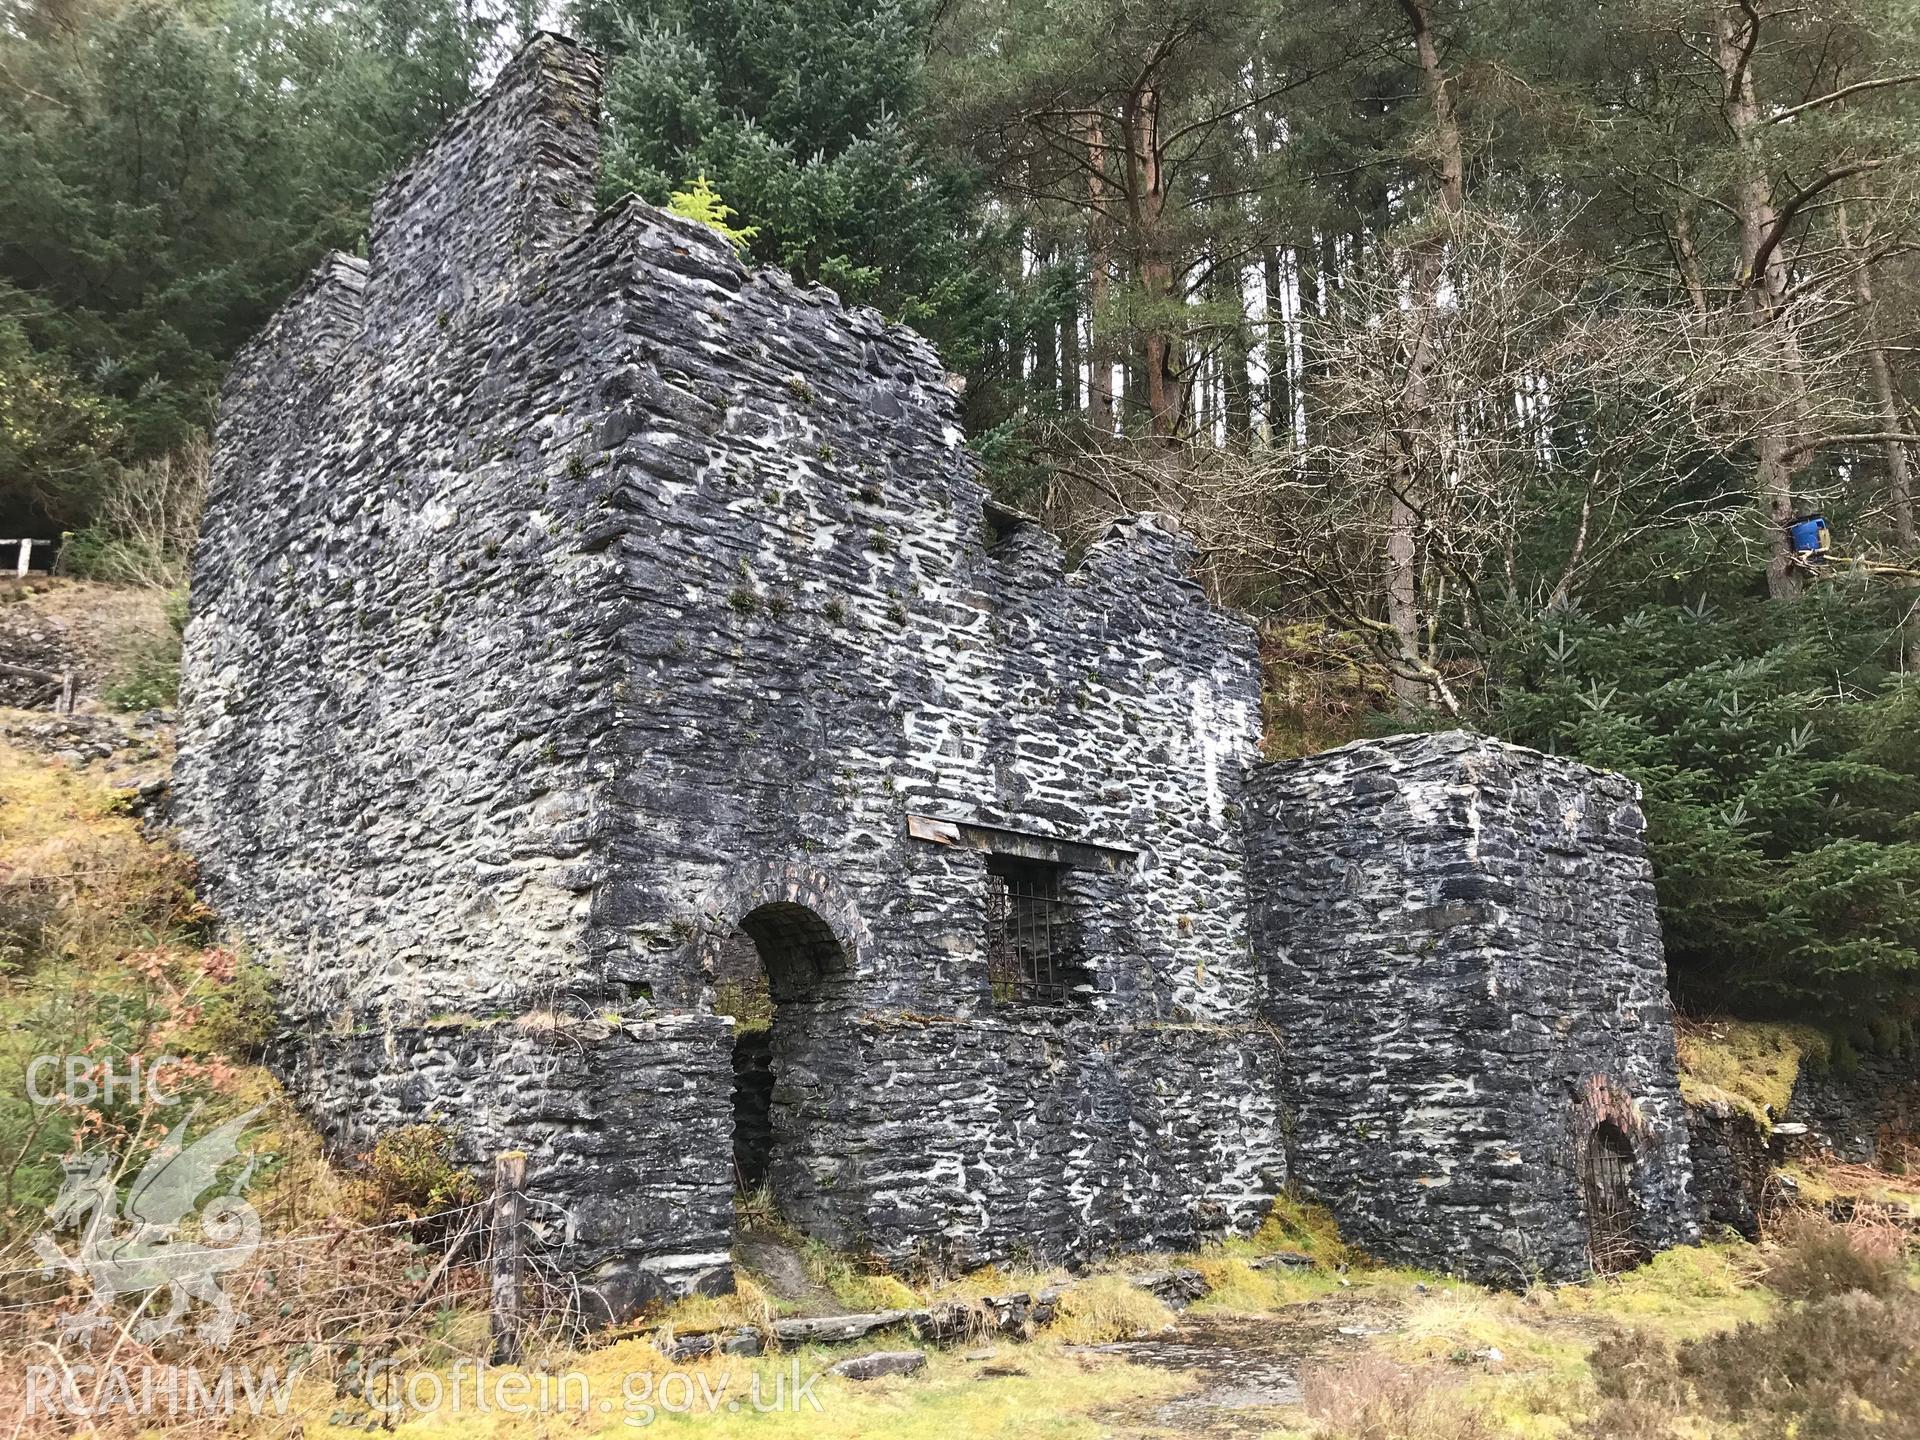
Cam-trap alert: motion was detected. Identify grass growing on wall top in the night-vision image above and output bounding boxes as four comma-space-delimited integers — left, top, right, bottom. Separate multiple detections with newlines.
1675, 1017, 1831, 1129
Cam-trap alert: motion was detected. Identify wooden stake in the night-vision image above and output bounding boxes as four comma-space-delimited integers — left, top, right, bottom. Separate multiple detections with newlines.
489, 1151, 527, 1364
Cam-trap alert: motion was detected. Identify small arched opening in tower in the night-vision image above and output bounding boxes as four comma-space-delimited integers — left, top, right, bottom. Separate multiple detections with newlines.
1583, 1119, 1644, 1274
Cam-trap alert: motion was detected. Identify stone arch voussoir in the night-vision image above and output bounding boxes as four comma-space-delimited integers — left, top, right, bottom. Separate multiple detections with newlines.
692, 859, 870, 982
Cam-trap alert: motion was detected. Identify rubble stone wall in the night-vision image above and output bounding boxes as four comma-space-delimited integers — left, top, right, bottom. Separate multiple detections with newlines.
179, 34, 1285, 1314
1246, 733, 1698, 1282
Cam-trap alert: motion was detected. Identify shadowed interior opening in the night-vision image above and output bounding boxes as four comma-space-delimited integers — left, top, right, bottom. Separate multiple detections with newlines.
1583, 1120, 1641, 1273
717, 902, 847, 1195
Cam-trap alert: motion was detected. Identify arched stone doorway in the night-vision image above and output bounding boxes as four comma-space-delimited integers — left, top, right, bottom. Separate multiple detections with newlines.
712, 901, 849, 1208
1582, 1120, 1641, 1273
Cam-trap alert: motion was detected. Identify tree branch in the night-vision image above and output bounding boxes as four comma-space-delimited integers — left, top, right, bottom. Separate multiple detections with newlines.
1765, 72, 1920, 124
1785, 431, 1920, 459
1748, 160, 1891, 284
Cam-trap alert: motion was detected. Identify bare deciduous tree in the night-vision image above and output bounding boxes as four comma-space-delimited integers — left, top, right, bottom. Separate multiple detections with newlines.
1053, 215, 1861, 712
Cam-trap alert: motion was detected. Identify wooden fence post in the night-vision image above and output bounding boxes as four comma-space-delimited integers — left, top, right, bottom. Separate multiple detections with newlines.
489, 1151, 527, 1364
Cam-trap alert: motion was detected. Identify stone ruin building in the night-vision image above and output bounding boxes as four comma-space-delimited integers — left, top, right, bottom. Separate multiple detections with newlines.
177, 34, 1697, 1321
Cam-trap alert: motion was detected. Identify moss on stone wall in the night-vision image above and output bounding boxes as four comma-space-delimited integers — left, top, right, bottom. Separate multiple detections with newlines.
1677, 1019, 1831, 1131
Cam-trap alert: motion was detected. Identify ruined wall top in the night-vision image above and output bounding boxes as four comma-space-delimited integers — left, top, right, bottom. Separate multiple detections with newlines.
367, 33, 602, 341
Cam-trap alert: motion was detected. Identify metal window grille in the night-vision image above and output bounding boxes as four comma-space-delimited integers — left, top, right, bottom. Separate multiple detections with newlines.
1583, 1124, 1642, 1274
985, 859, 1080, 1005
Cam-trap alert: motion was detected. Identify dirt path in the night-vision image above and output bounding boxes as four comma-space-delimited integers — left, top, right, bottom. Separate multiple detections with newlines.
1082, 1300, 1394, 1437
1, 577, 170, 707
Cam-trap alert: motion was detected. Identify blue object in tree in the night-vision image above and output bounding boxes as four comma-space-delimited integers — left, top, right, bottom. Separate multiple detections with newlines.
1788, 515, 1831, 554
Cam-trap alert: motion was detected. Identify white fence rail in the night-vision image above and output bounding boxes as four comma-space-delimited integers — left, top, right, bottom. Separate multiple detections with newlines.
1, 537, 58, 577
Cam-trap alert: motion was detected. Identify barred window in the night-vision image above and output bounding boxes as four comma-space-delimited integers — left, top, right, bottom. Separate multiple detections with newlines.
985, 856, 1091, 1006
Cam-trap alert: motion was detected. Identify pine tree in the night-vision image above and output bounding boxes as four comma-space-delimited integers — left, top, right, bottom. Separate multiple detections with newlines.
666, 174, 758, 254
577, 0, 1006, 417
0, 0, 521, 531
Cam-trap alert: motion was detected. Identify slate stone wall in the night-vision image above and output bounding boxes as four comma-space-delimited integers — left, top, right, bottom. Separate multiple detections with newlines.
1245, 732, 1698, 1283
178, 33, 1285, 1317
179, 36, 620, 1029
1685, 1099, 1770, 1239
274, 1015, 736, 1321
765, 1010, 1286, 1271
1787, 1051, 1920, 1165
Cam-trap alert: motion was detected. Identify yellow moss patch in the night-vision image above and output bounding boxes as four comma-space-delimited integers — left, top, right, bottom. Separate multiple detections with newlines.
0, 734, 206, 965
1389, 1287, 1588, 1383
793, 1238, 925, 1312
1186, 1254, 1343, 1313
655, 1274, 778, 1337
1676, 1018, 1829, 1129
1561, 1243, 1774, 1338
1453, 1369, 1592, 1440
1044, 1273, 1177, 1343
1258, 622, 1392, 759
294, 1339, 1191, 1440
928, 1260, 1070, 1303
1247, 1190, 1358, 1269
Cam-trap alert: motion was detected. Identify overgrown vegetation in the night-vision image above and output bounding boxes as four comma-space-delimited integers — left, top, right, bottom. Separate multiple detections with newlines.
354, 1123, 485, 1230
0, 735, 518, 1435
1303, 1352, 1496, 1440
1677, 1019, 1832, 1128
100, 588, 187, 709
665, 173, 760, 256
1469, 586, 1920, 1019
1250, 1188, 1358, 1270
0, 738, 257, 1226
0, 0, 533, 538
1046, 1274, 1177, 1345
1583, 1289, 1920, 1440
1761, 1210, 1910, 1302
1290, 1219, 1914, 1440
5, 0, 1920, 1420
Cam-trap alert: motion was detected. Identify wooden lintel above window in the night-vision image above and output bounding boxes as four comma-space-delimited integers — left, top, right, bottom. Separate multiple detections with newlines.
905, 812, 1136, 872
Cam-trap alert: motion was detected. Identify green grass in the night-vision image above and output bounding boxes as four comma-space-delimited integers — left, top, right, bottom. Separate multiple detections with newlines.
298, 1338, 1192, 1439
1044, 1273, 1177, 1343
1558, 1242, 1776, 1339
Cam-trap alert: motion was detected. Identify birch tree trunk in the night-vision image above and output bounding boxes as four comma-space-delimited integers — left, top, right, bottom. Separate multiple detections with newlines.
1222, 259, 1252, 443
1263, 245, 1289, 445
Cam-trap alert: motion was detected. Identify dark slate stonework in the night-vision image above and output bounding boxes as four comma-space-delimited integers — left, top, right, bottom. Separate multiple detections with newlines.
1786, 1050, 1920, 1165
177, 34, 1694, 1316
1685, 1099, 1770, 1239
1245, 733, 1698, 1283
